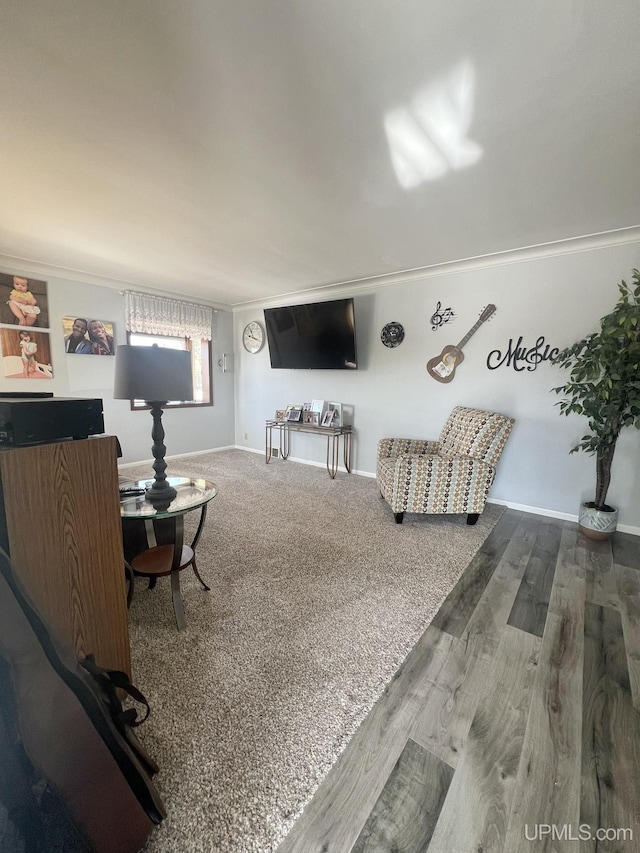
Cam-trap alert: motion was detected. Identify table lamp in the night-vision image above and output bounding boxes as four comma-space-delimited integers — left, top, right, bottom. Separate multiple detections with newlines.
114, 344, 193, 508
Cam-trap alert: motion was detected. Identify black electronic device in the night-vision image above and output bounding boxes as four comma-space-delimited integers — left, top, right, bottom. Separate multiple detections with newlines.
263, 297, 357, 370
0, 397, 104, 447
0, 392, 54, 399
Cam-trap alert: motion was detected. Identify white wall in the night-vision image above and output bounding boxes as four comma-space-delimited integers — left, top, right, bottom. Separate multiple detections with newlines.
234, 240, 640, 532
0, 270, 235, 463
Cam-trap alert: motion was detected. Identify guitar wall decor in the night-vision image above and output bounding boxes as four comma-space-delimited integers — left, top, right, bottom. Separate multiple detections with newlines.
426, 304, 496, 383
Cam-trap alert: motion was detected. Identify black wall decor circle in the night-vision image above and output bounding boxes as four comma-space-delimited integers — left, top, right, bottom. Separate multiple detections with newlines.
381, 322, 405, 348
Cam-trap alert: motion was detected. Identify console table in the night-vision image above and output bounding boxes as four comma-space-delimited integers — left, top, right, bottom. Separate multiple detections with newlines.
120, 477, 217, 631
265, 420, 353, 479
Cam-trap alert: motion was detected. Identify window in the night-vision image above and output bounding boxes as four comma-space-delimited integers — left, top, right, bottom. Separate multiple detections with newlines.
123, 291, 213, 408
127, 332, 212, 409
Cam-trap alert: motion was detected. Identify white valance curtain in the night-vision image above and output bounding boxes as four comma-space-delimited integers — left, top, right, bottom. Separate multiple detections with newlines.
124, 291, 213, 341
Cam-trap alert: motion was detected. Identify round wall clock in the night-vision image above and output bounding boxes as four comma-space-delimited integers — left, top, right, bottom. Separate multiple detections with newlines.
242, 321, 265, 353
381, 321, 405, 348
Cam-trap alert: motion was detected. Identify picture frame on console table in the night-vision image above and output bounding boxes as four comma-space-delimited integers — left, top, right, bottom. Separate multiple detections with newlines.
326, 402, 342, 427
275, 409, 286, 421
321, 410, 335, 427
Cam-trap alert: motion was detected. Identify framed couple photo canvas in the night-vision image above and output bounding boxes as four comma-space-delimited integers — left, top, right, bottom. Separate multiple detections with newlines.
62, 317, 116, 355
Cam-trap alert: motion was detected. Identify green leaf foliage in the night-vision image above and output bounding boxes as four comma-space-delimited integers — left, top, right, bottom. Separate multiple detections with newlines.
552, 269, 640, 509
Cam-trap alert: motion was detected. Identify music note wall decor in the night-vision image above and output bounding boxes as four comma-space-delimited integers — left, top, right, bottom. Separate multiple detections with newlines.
430, 301, 456, 331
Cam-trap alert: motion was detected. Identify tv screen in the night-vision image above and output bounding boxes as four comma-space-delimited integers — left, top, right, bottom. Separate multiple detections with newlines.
264, 298, 357, 370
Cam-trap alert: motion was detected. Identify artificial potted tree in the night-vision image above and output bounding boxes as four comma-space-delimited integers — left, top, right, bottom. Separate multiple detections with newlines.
552, 268, 640, 539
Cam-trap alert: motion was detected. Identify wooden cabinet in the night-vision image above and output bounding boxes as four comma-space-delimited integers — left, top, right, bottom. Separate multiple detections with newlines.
0, 436, 131, 675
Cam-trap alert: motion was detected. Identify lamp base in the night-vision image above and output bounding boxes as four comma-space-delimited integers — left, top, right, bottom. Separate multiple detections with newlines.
145, 481, 177, 511
144, 401, 176, 510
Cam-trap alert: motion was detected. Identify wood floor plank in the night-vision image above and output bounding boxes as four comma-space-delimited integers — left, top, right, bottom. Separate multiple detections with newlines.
350, 739, 453, 853
616, 563, 640, 712
612, 531, 640, 571
410, 515, 538, 767
427, 626, 541, 853
459, 514, 539, 656
431, 509, 523, 638
503, 525, 585, 852
507, 519, 563, 637
275, 625, 455, 853
409, 662, 489, 772
581, 603, 640, 849
579, 532, 618, 611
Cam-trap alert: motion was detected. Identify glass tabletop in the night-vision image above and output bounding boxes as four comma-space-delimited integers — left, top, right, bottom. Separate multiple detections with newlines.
119, 476, 217, 518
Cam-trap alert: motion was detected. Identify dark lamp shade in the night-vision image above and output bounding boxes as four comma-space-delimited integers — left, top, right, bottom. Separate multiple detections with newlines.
113, 345, 194, 402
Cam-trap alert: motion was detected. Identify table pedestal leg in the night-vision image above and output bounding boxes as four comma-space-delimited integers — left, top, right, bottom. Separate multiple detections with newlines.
171, 515, 186, 631
170, 571, 186, 631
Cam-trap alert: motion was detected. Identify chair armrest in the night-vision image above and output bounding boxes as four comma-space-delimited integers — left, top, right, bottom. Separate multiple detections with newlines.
377, 438, 440, 460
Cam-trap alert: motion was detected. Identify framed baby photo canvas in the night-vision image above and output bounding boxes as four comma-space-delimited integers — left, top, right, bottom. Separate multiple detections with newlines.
0, 328, 53, 379
0, 271, 50, 328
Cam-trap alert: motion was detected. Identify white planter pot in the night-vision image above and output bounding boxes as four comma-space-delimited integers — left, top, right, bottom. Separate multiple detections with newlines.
578, 501, 618, 539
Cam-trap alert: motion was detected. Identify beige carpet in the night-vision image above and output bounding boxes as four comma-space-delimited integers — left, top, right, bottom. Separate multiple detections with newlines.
123, 450, 504, 853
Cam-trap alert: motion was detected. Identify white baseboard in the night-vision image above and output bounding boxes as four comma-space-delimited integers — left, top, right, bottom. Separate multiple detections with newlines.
118, 444, 236, 469
238, 444, 375, 478
487, 498, 640, 536
486, 498, 576, 522
240, 445, 264, 457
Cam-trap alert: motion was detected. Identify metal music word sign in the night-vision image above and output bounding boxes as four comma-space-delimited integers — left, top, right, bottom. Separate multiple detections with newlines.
487, 335, 560, 372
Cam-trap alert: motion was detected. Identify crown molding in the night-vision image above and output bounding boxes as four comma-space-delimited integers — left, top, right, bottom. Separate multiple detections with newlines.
0, 253, 232, 311
2, 225, 638, 314
232, 225, 640, 311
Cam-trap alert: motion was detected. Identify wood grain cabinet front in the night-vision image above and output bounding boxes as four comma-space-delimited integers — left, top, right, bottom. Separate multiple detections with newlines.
0, 436, 131, 675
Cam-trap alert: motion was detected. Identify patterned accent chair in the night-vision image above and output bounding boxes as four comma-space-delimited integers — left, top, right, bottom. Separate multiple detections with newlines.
376, 406, 515, 525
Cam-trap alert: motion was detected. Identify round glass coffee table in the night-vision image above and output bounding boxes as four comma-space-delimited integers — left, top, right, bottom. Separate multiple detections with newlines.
119, 477, 217, 631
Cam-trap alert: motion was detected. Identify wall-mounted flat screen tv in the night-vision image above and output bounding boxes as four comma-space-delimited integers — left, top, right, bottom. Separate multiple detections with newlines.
263, 298, 357, 369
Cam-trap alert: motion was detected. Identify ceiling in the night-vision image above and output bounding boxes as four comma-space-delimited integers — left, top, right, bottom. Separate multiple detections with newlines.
1, 0, 639, 309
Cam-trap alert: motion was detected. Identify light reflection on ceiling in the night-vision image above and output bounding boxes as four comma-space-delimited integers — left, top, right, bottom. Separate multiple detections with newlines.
384, 61, 483, 189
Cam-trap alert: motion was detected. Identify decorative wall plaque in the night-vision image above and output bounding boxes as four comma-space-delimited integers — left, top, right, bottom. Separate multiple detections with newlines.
381, 322, 405, 348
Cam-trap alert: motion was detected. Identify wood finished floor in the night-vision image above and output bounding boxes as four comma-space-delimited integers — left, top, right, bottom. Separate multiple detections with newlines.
276, 510, 640, 853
